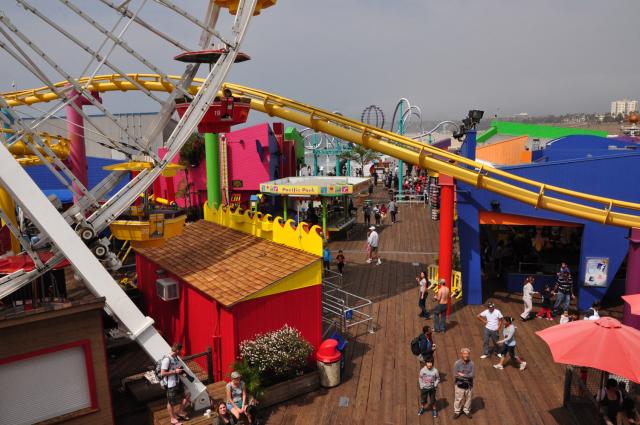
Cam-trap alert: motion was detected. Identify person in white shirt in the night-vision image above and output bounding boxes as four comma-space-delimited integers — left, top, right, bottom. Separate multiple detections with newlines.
560, 310, 571, 324
366, 226, 381, 265
160, 343, 191, 424
520, 276, 538, 321
584, 301, 601, 321
476, 302, 503, 359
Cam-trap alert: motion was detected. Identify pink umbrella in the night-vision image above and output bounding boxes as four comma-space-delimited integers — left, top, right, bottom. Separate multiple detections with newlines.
622, 294, 640, 315
536, 316, 640, 383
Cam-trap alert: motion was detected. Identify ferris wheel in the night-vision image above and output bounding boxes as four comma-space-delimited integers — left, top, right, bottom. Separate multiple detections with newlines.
0, 0, 271, 410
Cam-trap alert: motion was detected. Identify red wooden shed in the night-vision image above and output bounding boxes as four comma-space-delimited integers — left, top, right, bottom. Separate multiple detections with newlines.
135, 220, 322, 380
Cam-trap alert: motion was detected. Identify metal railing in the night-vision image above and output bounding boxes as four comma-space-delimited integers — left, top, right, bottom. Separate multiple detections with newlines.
322, 271, 374, 334
427, 264, 462, 299
394, 191, 426, 207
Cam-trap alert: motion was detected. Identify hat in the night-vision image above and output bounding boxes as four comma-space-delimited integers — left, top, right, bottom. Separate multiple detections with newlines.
487, 302, 495, 308
369, 226, 376, 230
230, 371, 241, 379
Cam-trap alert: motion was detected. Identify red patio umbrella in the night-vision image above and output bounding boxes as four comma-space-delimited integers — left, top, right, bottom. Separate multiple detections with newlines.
622, 294, 640, 315
536, 316, 640, 383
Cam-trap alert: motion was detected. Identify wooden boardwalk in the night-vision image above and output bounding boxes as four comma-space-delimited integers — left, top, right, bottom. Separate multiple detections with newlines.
263, 188, 582, 425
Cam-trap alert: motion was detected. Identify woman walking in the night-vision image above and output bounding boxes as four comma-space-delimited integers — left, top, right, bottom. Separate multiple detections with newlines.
520, 276, 537, 321
493, 316, 526, 371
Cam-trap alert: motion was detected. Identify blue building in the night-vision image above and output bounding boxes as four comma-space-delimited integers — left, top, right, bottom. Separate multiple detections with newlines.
457, 132, 640, 311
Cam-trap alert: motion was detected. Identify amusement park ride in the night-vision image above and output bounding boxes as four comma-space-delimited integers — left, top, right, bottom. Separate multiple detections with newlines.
3, 0, 640, 413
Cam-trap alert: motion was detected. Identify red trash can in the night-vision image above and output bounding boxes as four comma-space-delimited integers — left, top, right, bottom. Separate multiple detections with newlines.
316, 339, 341, 387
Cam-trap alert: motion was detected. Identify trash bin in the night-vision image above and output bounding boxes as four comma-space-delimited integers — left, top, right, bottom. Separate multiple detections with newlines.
316, 338, 341, 387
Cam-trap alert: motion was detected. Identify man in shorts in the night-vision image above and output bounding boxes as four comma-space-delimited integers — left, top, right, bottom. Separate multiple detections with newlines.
418, 358, 440, 417
160, 343, 191, 424
366, 226, 381, 265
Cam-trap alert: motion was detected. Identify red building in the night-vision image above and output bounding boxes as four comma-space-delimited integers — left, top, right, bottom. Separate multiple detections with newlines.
135, 220, 323, 380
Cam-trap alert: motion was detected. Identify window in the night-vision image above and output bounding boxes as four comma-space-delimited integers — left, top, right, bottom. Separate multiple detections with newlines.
0, 341, 97, 425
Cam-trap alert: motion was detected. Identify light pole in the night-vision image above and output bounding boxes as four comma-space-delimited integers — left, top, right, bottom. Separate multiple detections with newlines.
390, 98, 423, 195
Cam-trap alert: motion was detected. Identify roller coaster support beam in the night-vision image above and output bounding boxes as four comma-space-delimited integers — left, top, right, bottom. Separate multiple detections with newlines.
66, 88, 101, 201
205, 133, 221, 208
438, 174, 455, 316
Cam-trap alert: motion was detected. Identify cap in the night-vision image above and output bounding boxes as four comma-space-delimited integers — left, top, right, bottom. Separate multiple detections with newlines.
369, 226, 376, 230
230, 371, 241, 379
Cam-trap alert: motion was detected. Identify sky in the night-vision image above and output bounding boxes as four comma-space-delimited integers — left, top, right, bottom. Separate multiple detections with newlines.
1, 0, 639, 125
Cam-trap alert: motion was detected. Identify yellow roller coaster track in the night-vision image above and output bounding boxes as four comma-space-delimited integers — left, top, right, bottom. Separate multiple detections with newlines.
3, 73, 640, 228
0, 128, 70, 165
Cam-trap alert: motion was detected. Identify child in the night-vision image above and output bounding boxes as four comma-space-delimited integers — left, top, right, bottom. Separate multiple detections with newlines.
380, 204, 388, 224
536, 285, 553, 320
418, 359, 440, 417
323, 246, 331, 271
560, 310, 570, 324
558, 262, 571, 276
336, 250, 345, 275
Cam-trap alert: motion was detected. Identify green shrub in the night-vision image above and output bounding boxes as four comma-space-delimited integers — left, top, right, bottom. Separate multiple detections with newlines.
231, 359, 264, 400
239, 325, 313, 385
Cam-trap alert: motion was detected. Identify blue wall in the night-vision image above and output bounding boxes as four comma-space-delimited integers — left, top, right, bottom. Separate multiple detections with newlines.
27, 157, 129, 203
459, 135, 640, 310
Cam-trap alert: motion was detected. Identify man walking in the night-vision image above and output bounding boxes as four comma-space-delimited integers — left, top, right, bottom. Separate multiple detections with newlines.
363, 203, 372, 226
433, 279, 450, 332
160, 343, 191, 424
366, 226, 381, 265
388, 198, 397, 224
453, 348, 474, 419
477, 302, 503, 359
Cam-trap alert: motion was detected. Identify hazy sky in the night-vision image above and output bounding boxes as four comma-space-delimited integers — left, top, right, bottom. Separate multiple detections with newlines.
1, 0, 639, 124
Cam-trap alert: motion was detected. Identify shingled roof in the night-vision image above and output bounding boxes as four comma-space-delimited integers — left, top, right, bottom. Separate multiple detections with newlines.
135, 220, 320, 306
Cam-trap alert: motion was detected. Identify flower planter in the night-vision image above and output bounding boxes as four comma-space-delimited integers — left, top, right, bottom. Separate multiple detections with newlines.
260, 370, 320, 409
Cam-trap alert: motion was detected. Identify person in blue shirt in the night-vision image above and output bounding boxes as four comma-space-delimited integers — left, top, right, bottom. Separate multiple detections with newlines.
323, 246, 331, 271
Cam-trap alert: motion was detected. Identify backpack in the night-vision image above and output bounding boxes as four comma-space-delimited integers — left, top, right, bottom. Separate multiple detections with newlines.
410, 335, 432, 356
410, 337, 422, 356
154, 355, 169, 388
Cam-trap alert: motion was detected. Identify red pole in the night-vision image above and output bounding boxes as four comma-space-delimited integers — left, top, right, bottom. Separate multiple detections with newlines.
438, 174, 455, 316
65, 88, 101, 202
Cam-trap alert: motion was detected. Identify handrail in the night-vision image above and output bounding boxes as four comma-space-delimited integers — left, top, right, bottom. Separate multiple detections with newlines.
322, 279, 374, 334
4, 73, 640, 227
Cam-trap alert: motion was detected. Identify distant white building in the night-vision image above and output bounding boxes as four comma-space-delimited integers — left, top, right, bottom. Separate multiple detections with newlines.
610, 99, 638, 116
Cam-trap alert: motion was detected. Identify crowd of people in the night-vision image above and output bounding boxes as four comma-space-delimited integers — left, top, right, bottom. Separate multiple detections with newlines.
518, 262, 604, 324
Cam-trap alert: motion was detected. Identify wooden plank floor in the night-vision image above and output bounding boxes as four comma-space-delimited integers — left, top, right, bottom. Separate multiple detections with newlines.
262, 186, 585, 425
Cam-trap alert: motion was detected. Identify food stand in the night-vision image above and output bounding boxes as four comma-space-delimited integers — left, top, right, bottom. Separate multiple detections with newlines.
259, 176, 371, 239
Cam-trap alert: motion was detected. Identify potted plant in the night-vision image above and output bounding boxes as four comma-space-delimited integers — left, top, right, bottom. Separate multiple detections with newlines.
237, 325, 319, 408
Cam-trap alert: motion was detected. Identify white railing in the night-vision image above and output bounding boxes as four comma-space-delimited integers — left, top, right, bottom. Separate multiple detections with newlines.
394, 191, 426, 207
322, 270, 374, 334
